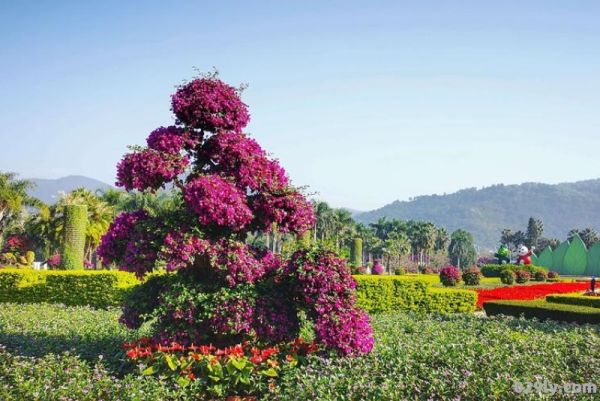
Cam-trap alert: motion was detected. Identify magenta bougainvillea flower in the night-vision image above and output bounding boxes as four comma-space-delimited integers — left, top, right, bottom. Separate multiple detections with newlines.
171, 77, 250, 132
100, 75, 371, 357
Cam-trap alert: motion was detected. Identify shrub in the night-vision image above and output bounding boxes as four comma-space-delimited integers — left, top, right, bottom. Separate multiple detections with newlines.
0, 269, 139, 308
60, 204, 88, 269
548, 271, 560, 279
462, 267, 481, 286
394, 267, 405, 275
418, 266, 434, 274
353, 275, 429, 313
483, 299, 600, 324
371, 260, 384, 275
499, 269, 515, 285
481, 264, 546, 278
533, 269, 547, 282
514, 269, 530, 284
422, 288, 477, 314
546, 293, 600, 309
439, 266, 461, 287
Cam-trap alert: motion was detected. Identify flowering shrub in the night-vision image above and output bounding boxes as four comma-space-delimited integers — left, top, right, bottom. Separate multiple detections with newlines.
440, 265, 461, 287
1, 235, 29, 255
499, 269, 515, 285
475, 282, 589, 308
47, 253, 61, 268
514, 269, 530, 284
371, 260, 384, 275
123, 338, 318, 397
533, 269, 547, 282
548, 271, 559, 279
98, 74, 371, 395
462, 267, 481, 286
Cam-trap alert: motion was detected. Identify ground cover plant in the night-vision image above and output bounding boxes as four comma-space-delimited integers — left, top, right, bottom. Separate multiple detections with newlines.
476, 282, 589, 308
1, 304, 600, 400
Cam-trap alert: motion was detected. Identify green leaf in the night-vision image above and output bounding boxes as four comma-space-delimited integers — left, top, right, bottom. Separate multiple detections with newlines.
176, 376, 190, 388
261, 368, 278, 377
142, 366, 155, 375
230, 357, 247, 370
164, 354, 177, 371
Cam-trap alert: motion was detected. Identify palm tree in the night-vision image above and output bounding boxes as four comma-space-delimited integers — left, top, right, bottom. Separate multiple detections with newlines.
0, 172, 43, 240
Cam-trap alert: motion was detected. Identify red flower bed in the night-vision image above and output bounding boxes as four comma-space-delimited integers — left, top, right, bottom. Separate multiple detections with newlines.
476, 282, 589, 308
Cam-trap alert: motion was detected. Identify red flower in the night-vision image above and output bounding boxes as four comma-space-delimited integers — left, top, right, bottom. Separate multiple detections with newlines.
476, 282, 588, 308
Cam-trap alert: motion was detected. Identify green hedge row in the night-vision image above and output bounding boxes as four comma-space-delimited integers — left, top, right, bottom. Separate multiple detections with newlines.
0, 270, 477, 314
0, 269, 138, 308
480, 264, 546, 278
483, 299, 600, 324
354, 275, 476, 314
546, 293, 600, 309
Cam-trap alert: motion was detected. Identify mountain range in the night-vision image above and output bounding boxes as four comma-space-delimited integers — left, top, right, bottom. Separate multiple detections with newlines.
355, 179, 600, 250
26, 176, 600, 250
28, 175, 113, 204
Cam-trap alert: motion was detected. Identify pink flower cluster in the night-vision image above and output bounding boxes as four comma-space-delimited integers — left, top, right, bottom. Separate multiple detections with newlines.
171, 78, 250, 132
116, 150, 188, 191
286, 250, 374, 356
183, 175, 253, 231
209, 297, 254, 336
253, 295, 299, 343
209, 240, 265, 287
371, 260, 384, 275
2, 235, 29, 255
47, 253, 61, 268
159, 231, 209, 271
97, 210, 149, 265
202, 132, 288, 192
253, 192, 315, 234
146, 126, 196, 154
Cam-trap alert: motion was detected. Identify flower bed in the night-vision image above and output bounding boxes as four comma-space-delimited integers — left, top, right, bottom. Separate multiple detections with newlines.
476, 282, 589, 308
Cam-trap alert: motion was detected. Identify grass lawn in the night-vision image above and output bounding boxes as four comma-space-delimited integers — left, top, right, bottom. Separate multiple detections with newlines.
0, 303, 599, 400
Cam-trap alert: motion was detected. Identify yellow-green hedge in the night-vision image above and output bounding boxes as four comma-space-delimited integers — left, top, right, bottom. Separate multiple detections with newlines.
0, 269, 477, 314
353, 275, 476, 314
0, 269, 139, 308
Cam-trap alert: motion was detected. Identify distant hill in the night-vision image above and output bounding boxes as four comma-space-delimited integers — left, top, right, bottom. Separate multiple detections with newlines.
355, 179, 600, 250
28, 175, 113, 204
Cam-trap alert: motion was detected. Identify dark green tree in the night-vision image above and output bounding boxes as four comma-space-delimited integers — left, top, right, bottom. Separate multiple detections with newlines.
448, 229, 477, 270
525, 217, 544, 249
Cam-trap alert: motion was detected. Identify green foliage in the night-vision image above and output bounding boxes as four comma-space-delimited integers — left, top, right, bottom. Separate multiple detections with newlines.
0, 269, 139, 308
461, 268, 481, 286
562, 235, 588, 275
353, 275, 476, 314
533, 269, 547, 282
350, 238, 363, 267
587, 243, 600, 276
270, 312, 600, 401
546, 294, 600, 309
536, 246, 554, 268
552, 240, 570, 273
514, 269, 530, 284
499, 269, 515, 285
447, 229, 476, 269
480, 264, 545, 278
60, 204, 88, 269
483, 299, 600, 324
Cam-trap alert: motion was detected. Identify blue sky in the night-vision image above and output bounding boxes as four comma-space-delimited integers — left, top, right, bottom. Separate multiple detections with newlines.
1, 1, 600, 210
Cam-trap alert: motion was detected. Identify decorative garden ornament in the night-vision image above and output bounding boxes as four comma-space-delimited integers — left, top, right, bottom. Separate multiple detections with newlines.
494, 244, 511, 264
516, 245, 533, 265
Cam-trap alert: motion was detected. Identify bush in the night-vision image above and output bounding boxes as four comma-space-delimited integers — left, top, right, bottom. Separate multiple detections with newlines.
439, 266, 461, 287
480, 264, 546, 278
418, 266, 434, 274
548, 271, 560, 279
353, 275, 476, 314
480, 264, 504, 277
394, 267, 405, 275
514, 269, 530, 284
483, 299, 600, 324
371, 260, 384, 275
547, 294, 600, 309
422, 288, 477, 314
499, 269, 515, 285
0, 269, 139, 308
461, 267, 481, 286
533, 269, 547, 282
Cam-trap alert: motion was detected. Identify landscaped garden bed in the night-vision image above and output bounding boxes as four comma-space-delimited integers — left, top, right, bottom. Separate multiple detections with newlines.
1, 303, 599, 400
483, 299, 600, 324
476, 282, 589, 308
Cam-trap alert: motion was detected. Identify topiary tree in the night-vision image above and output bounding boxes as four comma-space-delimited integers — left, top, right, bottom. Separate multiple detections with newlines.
98, 74, 373, 357
60, 204, 88, 269
350, 238, 363, 267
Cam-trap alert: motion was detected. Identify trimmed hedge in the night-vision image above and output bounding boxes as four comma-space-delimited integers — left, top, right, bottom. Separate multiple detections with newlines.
484, 299, 600, 324
0, 270, 477, 314
547, 293, 600, 309
60, 205, 88, 270
354, 275, 476, 314
480, 263, 546, 278
0, 269, 138, 308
